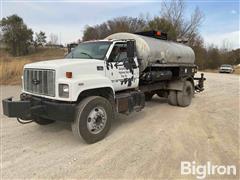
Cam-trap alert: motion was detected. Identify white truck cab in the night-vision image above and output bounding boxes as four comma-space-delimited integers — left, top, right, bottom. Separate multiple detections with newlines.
2, 31, 205, 144
23, 40, 139, 102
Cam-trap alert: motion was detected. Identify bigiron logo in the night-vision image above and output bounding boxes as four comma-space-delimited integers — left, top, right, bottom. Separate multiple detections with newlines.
181, 161, 237, 179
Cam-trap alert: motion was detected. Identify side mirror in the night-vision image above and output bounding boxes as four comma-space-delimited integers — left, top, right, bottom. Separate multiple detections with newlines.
127, 41, 135, 60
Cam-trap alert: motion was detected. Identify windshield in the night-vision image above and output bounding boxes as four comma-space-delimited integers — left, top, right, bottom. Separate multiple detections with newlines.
221, 64, 232, 67
65, 41, 111, 60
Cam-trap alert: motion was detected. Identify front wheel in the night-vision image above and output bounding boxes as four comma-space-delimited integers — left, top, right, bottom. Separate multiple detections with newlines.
71, 96, 113, 144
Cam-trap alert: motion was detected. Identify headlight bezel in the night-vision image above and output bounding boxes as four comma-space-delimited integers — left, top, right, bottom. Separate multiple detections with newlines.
59, 84, 69, 98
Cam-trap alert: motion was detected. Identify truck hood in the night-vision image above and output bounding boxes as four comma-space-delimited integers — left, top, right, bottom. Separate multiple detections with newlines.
24, 58, 103, 69
24, 58, 105, 79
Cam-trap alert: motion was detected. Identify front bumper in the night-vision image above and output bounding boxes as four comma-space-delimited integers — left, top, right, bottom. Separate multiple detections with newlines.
2, 94, 76, 122
219, 69, 232, 73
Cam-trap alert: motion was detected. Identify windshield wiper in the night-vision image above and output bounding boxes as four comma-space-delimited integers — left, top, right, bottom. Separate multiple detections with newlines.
80, 52, 93, 59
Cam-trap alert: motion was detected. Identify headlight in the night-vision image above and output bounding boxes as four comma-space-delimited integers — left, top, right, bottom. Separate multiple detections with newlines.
59, 84, 69, 98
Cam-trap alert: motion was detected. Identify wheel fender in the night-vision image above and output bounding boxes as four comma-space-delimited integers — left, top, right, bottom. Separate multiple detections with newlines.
72, 75, 115, 102
167, 77, 194, 91
167, 80, 185, 91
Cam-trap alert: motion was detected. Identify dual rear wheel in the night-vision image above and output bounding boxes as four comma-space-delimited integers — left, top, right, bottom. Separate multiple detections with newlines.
168, 81, 194, 107
144, 80, 194, 107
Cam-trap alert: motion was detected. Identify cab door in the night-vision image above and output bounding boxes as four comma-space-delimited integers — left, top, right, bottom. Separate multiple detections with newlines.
105, 42, 139, 92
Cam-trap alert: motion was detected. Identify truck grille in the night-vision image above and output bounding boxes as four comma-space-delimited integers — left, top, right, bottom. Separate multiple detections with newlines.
23, 69, 55, 97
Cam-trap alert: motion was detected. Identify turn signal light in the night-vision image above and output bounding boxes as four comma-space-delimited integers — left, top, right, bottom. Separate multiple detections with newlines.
156, 31, 161, 36
66, 72, 72, 78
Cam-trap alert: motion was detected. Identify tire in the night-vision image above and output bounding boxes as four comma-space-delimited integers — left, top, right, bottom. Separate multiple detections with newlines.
168, 90, 178, 106
177, 81, 193, 107
144, 92, 154, 101
71, 96, 113, 144
34, 117, 55, 125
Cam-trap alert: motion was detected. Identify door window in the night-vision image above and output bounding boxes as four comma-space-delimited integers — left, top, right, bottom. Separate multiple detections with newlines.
108, 43, 127, 63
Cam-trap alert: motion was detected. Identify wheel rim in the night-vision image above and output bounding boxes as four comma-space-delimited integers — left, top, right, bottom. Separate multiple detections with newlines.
87, 106, 107, 134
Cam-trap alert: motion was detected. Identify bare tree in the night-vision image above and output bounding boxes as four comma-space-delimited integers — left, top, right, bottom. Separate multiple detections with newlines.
161, 0, 185, 32
49, 33, 58, 45
82, 16, 147, 41
181, 7, 204, 40
221, 39, 233, 52
161, 0, 204, 44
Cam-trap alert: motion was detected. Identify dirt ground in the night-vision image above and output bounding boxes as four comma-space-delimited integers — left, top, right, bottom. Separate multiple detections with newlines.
0, 72, 239, 179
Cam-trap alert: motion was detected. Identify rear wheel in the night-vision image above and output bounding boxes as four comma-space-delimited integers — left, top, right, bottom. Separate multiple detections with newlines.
71, 96, 113, 144
168, 90, 178, 106
177, 81, 193, 107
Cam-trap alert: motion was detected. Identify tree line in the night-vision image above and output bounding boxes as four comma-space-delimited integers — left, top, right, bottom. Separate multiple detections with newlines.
83, 1, 203, 46
82, 1, 239, 69
0, 14, 60, 56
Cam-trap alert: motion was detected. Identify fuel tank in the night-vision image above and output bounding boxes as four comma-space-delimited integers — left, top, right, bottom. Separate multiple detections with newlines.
106, 32, 195, 72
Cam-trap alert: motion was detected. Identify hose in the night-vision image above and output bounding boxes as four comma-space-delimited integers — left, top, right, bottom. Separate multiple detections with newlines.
17, 118, 33, 124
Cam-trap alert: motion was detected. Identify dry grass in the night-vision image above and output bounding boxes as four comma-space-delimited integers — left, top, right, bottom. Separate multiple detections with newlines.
0, 59, 32, 84
0, 48, 65, 85
202, 69, 219, 73
234, 66, 240, 74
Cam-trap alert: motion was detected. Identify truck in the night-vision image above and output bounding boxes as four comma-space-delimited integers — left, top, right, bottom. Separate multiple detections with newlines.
2, 31, 205, 144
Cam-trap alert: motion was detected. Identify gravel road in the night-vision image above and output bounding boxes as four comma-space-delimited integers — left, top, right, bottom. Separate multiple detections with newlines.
1, 72, 239, 179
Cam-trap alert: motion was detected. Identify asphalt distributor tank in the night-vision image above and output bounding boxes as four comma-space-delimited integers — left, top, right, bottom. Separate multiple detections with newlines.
106, 32, 195, 73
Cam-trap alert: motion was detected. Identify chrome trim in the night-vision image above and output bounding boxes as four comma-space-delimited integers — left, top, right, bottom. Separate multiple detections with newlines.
23, 69, 55, 97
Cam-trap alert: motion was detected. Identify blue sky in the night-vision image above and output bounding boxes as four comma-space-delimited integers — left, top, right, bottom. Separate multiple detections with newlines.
1, 0, 239, 49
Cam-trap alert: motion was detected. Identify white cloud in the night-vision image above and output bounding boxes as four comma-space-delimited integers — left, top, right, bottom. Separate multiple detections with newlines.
230, 10, 237, 14
203, 31, 240, 50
